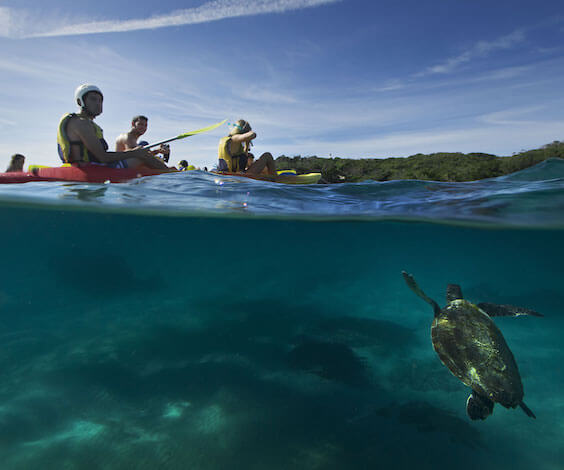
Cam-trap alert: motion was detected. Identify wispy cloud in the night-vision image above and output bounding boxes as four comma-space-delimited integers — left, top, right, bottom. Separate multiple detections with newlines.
417, 30, 526, 76
373, 30, 529, 93
0, 0, 340, 39
0, 7, 25, 38
374, 79, 406, 93
479, 105, 546, 125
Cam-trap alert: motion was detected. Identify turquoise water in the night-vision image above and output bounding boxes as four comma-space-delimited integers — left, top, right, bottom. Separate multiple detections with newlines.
0, 160, 563, 469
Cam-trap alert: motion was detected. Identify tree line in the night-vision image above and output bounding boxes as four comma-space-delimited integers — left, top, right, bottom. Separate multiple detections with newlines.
275, 140, 564, 183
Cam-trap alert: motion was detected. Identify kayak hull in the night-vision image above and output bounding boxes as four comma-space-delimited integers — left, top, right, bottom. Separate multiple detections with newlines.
212, 171, 321, 185
0, 165, 175, 184
0, 165, 321, 185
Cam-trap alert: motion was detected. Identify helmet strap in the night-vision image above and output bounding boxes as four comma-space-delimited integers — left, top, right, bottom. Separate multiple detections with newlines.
80, 105, 96, 119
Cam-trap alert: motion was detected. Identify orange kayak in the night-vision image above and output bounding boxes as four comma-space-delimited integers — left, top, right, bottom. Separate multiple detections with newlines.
0, 165, 176, 184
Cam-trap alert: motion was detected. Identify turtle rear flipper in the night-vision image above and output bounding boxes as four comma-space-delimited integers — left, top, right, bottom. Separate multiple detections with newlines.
402, 271, 441, 317
466, 391, 494, 420
519, 401, 536, 419
477, 302, 543, 318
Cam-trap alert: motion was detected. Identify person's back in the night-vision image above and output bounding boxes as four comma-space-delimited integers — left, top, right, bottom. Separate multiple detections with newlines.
5, 154, 25, 172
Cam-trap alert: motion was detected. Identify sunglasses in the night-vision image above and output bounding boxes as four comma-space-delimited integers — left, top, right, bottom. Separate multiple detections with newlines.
233, 122, 250, 132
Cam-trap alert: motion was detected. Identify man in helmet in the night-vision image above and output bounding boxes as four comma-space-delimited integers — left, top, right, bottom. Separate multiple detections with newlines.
115, 115, 171, 163
217, 119, 277, 177
57, 84, 169, 169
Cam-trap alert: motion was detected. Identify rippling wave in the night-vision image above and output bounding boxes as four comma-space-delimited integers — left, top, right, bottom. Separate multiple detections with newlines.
0, 158, 563, 227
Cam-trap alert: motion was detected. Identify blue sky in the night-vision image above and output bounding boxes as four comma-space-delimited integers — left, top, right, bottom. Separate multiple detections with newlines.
1, 0, 564, 169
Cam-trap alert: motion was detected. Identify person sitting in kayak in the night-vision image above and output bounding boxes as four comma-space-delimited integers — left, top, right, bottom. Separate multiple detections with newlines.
245, 154, 269, 175
5, 154, 25, 172
57, 84, 169, 169
115, 115, 170, 163
217, 120, 276, 176
177, 160, 197, 171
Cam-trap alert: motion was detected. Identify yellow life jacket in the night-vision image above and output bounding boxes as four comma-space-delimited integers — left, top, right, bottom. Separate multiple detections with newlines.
218, 135, 247, 172
57, 113, 108, 163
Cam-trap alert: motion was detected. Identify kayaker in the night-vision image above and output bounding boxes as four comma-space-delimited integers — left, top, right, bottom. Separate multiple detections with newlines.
217, 119, 277, 176
57, 84, 169, 169
115, 115, 171, 163
245, 154, 268, 174
5, 154, 25, 172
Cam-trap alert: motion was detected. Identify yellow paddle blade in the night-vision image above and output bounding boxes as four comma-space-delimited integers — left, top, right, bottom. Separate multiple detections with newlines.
176, 119, 227, 139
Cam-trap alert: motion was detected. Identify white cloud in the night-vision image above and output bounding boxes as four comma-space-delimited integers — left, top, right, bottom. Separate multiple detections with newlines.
0, 7, 24, 38
479, 105, 546, 125
417, 30, 526, 77
0, 0, 341, 39
374, 80, 406, 93
0, 117, 16, 127
372, 33, 531, 95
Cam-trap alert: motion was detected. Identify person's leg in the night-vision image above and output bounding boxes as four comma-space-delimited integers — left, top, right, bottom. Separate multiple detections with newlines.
246, 152, 276, 176
123, 157, 144, 168
124, 156, 169, 169
143, 155, 170, 169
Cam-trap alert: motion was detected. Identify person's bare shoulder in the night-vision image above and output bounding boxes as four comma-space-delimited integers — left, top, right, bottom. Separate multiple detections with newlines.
115, 132, 128, 144
115, 132, 131, 151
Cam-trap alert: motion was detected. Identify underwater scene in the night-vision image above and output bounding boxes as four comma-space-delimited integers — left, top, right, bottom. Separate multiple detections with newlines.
0, 159, 563, 469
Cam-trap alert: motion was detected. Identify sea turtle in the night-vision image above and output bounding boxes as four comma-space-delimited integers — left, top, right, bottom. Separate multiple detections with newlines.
402, 271, 542, 421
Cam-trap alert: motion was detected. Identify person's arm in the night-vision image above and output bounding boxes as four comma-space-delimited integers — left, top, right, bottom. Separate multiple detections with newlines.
149, 144, 170, 161
231, 130, 256, 144
73, 119, 151, 164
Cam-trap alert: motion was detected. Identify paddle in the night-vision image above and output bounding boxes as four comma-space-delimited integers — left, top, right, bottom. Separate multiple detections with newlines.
146, 119, 227, 149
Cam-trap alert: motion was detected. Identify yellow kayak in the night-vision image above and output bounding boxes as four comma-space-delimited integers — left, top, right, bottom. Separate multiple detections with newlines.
212, 170, 321, 185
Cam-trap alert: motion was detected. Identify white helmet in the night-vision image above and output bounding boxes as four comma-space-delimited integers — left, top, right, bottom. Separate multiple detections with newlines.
74, 84, 103, 107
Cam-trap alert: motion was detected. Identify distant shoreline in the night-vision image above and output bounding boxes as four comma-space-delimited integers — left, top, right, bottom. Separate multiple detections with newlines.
275, 141, 564, 183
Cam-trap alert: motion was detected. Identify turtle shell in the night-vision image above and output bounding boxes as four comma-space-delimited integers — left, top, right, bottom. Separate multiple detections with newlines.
431, 299, 524, 409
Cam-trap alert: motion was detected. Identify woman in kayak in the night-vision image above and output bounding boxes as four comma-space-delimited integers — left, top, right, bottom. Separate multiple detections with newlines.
217, 120, 277, 177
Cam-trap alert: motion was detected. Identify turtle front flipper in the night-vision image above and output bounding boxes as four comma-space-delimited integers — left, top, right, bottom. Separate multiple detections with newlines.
402, 271, 441, 317
466, 391, 494, 420
477, 302, 543, 318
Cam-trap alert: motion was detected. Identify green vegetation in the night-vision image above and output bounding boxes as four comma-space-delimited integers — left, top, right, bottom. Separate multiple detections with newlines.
275, 141, 564, 183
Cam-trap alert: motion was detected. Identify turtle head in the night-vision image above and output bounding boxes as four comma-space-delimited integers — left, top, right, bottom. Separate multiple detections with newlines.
466, 392, 494, 420
446, 284, 464, 303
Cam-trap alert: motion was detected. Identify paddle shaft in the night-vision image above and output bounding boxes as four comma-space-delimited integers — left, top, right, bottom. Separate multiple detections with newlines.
145, 119, 227, 150
146, 136, 186, 149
